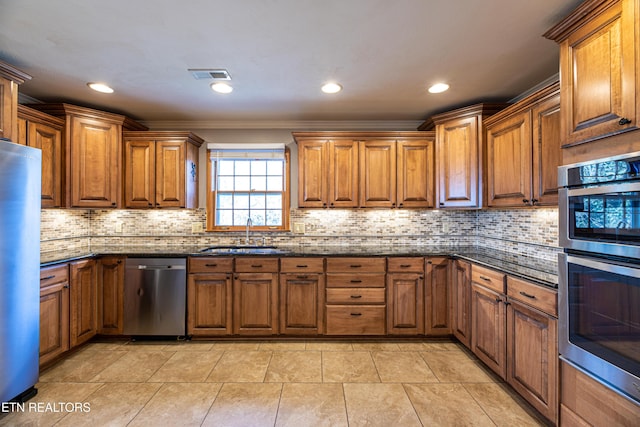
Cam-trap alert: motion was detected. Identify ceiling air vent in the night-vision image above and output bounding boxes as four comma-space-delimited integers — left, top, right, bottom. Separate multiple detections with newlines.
188, 69, 231, 80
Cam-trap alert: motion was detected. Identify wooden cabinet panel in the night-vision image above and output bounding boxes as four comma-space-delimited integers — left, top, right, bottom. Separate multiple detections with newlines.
0, 62, 30, 141
328, 140, 359, 207
359, 140, 396, 207
280, 273, 324, 335
97, 256, 125, 335
235, 257, 279, 273
297, 140, 327, 207
39, 264, 69, 366
69, 259, 97, 348
326, 274, 386, 288
471, 282, 506, 379
425, 257, 451, 336
531, 93, 561, 206
325, 306, 386, 335
471, 265, 506, 294
397, 139, 434, 208
326, 257, 386, 272
188, 273, 233, 336
233, 272, 278, 335
124, 140, 155, 208
387, 257, 424, 273
280, 257, 324, 273
156, 140, 185, 207
189, 257, 234, 273
452, 259, 472, 348
387, 273, 424, 335
507, 300, 558, 424
326, 288, 386, 304
507, 276, 558, 317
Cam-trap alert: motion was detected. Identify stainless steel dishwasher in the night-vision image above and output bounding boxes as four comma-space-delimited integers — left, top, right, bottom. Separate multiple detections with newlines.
123, 258, 186, 336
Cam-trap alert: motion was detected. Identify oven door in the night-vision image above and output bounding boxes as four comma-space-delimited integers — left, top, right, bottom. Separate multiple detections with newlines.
559, 182, 640, 258
559, 253, 640, 403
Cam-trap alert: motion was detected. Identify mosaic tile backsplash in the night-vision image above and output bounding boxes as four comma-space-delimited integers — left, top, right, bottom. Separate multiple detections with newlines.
41, 207, 560, 263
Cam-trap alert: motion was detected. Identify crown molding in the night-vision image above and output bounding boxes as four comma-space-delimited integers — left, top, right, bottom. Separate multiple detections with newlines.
140, 119, 423, 131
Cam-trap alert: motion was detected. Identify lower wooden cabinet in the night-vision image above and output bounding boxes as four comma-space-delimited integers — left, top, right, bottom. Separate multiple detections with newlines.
280, 258, 325, 335
471, 281, 507, 379
325, 305, 386, 335
451, 260, 472, 347
39, 264, 70, 366
187, 257, 234, 336
69, 259, 98, 348
97, 256, 125, 335
425, 257, 451, 336
387, 257, 424, 335
233, 272, 279, 335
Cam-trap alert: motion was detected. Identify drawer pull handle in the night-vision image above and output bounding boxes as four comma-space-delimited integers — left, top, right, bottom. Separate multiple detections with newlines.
40, 275, 55, 281
350, 295, 362, 299
296, 275, 310, 279
251, 264, 263, 268
350, 265, 362, 268
495, 298, 502, 303
205, 263, 218, 267
519, 291, 536, 299
350, 312, 362, 316
480, 276, 492, 282
296, 265, 308, 268
619, 117, 632, 125
400, 264, 412, 268
350, 279, 363, 283
63, 284, 69, 289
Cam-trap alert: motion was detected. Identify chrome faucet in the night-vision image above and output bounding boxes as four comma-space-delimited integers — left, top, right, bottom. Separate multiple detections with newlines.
245, 217, 252, 245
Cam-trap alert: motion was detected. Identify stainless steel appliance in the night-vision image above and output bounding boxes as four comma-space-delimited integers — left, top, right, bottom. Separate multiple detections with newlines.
123, 258, 186, 336
0, 140, 41, 403
559, 152, 640, 404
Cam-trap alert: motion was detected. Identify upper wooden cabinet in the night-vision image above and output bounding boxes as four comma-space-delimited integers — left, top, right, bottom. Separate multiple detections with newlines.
0, 60, 30, 142
293, 131, 435, 209
544, 0, 639, 147
27, 103, 147, 208
123, 131, 203, 208
429, 104, 507, 208
484, 82, 561, 207
17, 105, 65, 207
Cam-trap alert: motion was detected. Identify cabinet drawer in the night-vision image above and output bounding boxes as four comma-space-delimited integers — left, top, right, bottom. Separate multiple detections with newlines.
387, 257, 424, 273
189, 257, 233, 273
326, 257, 385, 273
40, 264, 69, 288
326, 273, 386, 288
280, 257, 324, 273
325, 305, 386, 335
507, 276, 557, 317
326, 288, 385, 304
472, 265, 505, 293
235, 257, 279, 273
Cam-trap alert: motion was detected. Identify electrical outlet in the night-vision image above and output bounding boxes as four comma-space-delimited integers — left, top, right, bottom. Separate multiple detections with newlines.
115, 222, 123, 233
293, 222, 306, 234
191, 222, 204, 233
442, 223, 449, 234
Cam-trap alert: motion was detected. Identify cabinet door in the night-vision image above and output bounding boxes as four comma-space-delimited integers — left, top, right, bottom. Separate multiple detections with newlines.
451, 260, 472, 347
297, 140, 327, 207
156, 140, 186, 208
486, 111, 532, 207
559, 0, 637, 145
425, 257, 451, 336
397, 139, 434, 208
387, 273, 424, 335
69, 259, 98, 347
233, 272, 278, 335
437, 116, 479, 208
328, 140, 359, 207
507, 300, 558, 424
40, 282, 69, 366
188, 273, 233, 336
0, 75, 17, 141
471, 283, 506, 379
97, 256, 125, 335
359, 140, 396, 207
124, 139, 155, 208
280, 273, 324, 335
69, 116, 121, 207
531, 94, 561, 206
28, 121, 63, 208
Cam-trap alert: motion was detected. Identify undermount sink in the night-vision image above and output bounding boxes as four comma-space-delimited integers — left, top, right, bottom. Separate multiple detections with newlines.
199, 245, 289, 255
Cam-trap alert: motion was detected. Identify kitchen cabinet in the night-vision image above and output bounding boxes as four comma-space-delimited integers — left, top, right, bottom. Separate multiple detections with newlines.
359, 140, 396, 207
430, 104, 507, 208
325, 257, 386, 335
386, 257, 424, 335
233, 258, 279, 335
123, 131, 203, 208
17, 105, 65, 208
451, 259, 472, 348
97, 256, 125, 335
397, 139, 435, 208
27, 103, 147, 208
69, 259, 98, 348
425, 257, 451, 336
544, 0, 639, 147
0, 60, 30, 141
280, 258, 325, 335
485, 82, 561, 207
39, 264, 69, 366
188, 257, 234, 336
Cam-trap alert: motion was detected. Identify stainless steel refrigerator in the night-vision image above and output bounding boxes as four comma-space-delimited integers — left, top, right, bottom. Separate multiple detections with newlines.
0, 139, 41, 403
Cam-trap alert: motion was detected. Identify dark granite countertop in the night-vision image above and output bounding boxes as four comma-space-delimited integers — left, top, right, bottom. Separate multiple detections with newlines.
41, 244, 558, 288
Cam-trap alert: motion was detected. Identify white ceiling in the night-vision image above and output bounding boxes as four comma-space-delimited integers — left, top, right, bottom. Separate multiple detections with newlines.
0, 0, 582, 128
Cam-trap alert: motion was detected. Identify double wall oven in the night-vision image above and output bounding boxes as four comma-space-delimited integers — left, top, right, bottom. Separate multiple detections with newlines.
558, 152, 640, 404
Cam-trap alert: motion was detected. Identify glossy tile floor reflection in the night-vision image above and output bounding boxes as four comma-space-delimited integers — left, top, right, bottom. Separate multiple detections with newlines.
0, 339, 547, 426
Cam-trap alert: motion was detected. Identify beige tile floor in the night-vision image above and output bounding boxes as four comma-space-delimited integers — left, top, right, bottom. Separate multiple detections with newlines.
0, 339, 548, 427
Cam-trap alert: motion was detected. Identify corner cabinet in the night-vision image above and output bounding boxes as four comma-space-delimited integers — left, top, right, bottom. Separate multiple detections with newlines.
544, 0, 640, 147
425, 257, 451, 336
97, 256, 125, 335
123, 131, 203, 208
451, 259, 472, 347
69, 259, 98, 348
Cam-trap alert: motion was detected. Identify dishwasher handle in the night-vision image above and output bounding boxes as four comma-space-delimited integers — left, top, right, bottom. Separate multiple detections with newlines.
134, 264, 186, 270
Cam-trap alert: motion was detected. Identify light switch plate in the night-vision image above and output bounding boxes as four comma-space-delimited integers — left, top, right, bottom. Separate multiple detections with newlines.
191, 222, 204, 233
115, 222, 123, 233
293, 222, 305, 234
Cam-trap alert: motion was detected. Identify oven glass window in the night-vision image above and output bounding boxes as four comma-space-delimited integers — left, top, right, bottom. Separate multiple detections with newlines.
568, 261, 640, 377
569, 192, 640, 244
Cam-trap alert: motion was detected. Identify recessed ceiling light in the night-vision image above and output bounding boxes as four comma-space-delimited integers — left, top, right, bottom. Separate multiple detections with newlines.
321, 83, 342, 94
211, 82, 233, 94
428, 83, 449, 94
87, 82, 114, 93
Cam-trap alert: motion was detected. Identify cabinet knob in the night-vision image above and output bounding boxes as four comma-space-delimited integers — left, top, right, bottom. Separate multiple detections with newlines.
63, 284, 69, 289
619, 118, 632, 125
398, 203, 403, 207
531, 199, 538, 205
322, 203, 327, 208
439, 202, 444, 207
111, 202, 116, 206
522, 199, 529, 205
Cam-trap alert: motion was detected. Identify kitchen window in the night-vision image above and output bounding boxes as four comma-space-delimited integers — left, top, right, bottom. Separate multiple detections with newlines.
206, 144, 290, 231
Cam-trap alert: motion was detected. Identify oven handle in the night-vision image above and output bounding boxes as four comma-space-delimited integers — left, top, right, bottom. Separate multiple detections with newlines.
565, 181, 640, 197
565, 254, 640, 278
